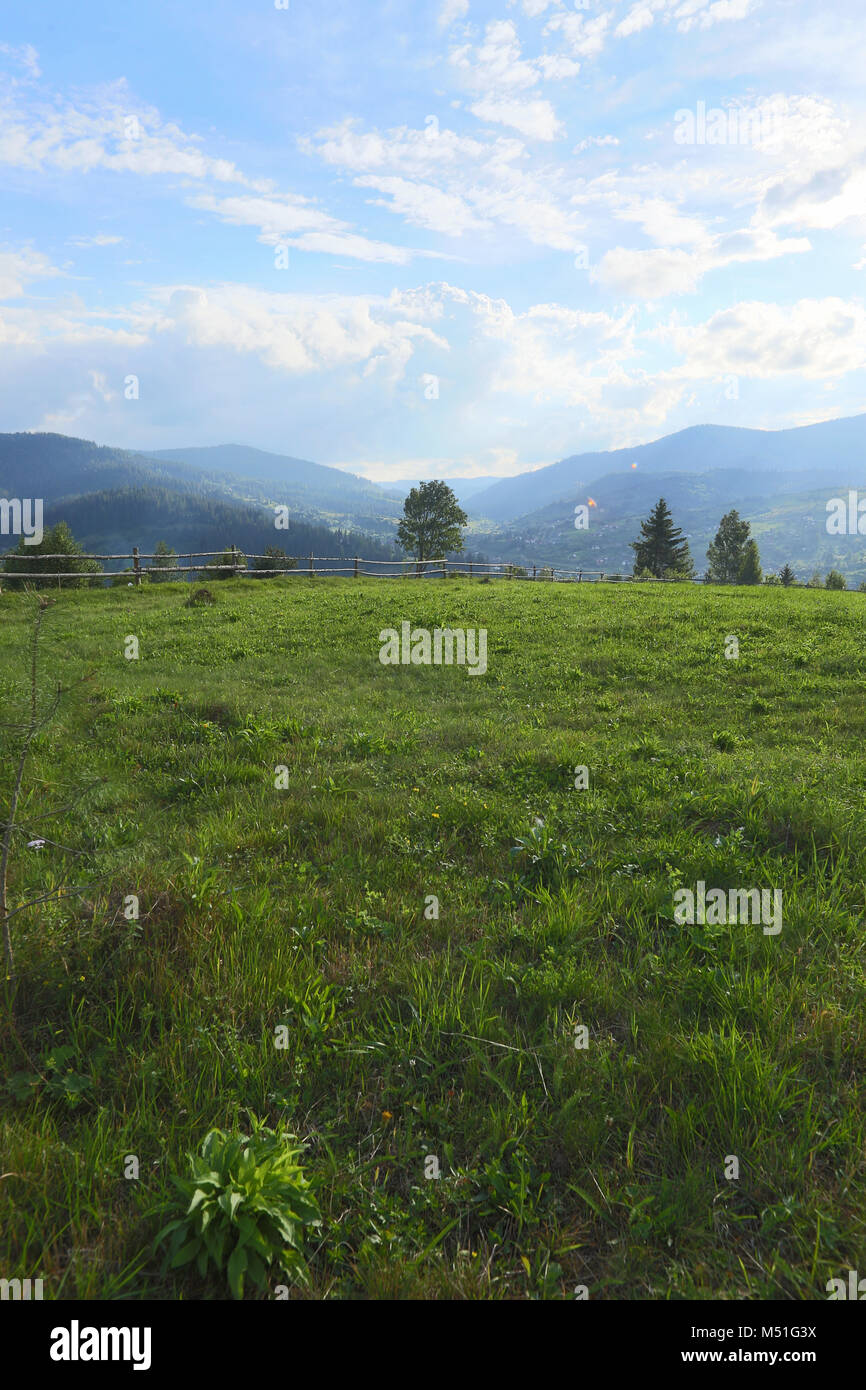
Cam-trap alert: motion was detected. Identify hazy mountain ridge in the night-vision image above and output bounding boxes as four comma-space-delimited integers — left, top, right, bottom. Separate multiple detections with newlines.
466, 415, 866, 523
144, 444, 404, 519
4, 421, 866, 581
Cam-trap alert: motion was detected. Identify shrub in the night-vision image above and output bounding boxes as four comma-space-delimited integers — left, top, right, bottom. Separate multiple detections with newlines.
825, 569, 846, 590
155, 1125, 321, 1298
2, 521, 103, 589
252, 547, 298, 578
203, 547, 247, 580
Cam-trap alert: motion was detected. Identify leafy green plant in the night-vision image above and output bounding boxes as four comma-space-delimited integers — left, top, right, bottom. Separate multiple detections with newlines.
508, 821, 581, 895
155, 1124, 321, 1298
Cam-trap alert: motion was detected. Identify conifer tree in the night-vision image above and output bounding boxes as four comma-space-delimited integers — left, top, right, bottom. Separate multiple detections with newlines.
630, 498, 693, 579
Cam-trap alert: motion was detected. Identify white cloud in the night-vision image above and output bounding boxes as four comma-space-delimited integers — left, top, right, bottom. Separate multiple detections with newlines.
451, 20, 541, 93
0, 81, 268, 186
68, 233, 124, 247
307, 118, 587, 249
535, 53, 581, 80
521, 0, 559, 15
0, 42, 41, 79
356, 175, 489, 235
470, 96, 563, 141
0, 75, 427, 265
543, 12, 612, 59
575, 134, 620, 152
190, 193, 418, 263
0, 247, 61, 299
675, 0, 756, 34
615, 4, 657, 38
660, 297, 866, 380
449, 18, 578, 139
438, 0, 469, 28
595, 226, 811, 297
152, 283, 452, 379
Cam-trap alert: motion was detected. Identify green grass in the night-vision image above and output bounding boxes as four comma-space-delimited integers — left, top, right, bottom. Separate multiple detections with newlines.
1, 575, 864, 1300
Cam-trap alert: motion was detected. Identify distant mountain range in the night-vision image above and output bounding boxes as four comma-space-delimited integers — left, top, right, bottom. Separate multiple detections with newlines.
144, 444, 403, 524
3, 414, 866, 582
465, 415, 866, 583
383, 476, 507, 508
0, 434, 402, 565
464, 416, 866, 523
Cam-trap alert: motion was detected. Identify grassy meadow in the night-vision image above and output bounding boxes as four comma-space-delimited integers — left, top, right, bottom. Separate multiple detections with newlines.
1, 575, 864, 1299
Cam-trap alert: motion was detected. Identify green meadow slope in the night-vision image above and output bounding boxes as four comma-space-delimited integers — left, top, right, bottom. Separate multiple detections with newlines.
1, 578, 864, 1299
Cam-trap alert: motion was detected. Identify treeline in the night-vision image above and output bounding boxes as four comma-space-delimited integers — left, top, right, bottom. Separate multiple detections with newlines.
631, 498, 861, 590
0, 486, 405, 590
37, 487, 400, 561
1, 506, 405, 590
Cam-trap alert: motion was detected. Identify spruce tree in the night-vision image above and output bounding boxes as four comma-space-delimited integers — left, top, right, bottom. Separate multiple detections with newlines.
779, 563, 796, 587
630, 498, 693, 579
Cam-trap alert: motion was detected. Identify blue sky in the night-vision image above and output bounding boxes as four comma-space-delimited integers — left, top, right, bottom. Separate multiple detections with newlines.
1, 0, 865, 481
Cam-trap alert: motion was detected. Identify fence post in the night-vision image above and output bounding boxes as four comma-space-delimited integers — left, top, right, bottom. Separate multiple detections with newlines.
532, 565, 536, 581
442, 560, 446, 579
133, 547, 142, 588
469, 561, 473, 579
231, 543, 238, 578
600, 572, 604, 583
309, 552, 314, 578
354, 555, 359, 579
578, 570, 582, 582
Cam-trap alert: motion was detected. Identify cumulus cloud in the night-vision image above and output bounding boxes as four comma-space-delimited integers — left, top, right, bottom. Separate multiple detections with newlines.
449, 18, 577, 140
660, 297, 866, 379
594, 226, 811, 297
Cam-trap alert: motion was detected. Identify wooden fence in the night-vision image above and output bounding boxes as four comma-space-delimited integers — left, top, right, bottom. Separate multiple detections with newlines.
0, 546, 706, 585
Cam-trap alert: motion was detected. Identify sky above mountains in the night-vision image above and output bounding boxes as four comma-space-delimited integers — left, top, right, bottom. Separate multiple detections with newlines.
1, 0, 865, 483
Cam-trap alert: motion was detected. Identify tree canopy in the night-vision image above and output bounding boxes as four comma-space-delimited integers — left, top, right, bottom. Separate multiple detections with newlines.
1, 522, 102, 589
396, 480, 468, 564
706, 509, 752, 584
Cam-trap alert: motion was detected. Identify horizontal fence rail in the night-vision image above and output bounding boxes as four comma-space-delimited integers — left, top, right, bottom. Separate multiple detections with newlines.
0, 547, 710, 585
